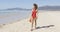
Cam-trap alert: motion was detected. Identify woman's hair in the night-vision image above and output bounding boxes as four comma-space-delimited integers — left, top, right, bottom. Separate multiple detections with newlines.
33, 3, 38, 10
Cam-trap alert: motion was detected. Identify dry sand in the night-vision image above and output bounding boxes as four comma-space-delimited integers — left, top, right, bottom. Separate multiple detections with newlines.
0, 11, 60, 32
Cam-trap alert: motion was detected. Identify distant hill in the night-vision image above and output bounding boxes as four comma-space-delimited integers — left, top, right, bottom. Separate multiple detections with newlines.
7, 6, 60, 11
0, 6, 60, 11
0, 8, 31, 11
38, 6, 60, 10
5, 8, 31, 11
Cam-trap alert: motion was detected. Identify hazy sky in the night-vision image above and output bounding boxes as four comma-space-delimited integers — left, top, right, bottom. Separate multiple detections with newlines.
0, 0, 60, 9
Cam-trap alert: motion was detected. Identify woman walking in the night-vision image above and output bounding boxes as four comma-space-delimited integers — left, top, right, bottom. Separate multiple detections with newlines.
29, 3, 38, 31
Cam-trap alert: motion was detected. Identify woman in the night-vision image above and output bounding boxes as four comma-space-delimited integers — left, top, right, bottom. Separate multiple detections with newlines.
29, 3, 38, 31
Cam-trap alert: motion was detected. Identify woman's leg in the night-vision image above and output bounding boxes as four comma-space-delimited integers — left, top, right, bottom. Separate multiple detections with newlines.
31, 20, 33, 29
31, 18, 34, 31
35, 18, 37, 29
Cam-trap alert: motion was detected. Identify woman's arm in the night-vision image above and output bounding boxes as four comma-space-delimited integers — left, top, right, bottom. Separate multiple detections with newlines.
36, 10, 39, 17
36, 9, 38, 13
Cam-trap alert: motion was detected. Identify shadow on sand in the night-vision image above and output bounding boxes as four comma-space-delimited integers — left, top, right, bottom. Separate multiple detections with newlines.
36, 25, 54, 29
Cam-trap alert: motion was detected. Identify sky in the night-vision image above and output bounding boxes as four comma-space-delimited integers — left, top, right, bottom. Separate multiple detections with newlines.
0, 0, 60, 9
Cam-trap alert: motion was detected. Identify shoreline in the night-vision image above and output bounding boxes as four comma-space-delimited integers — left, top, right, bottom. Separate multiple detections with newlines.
0, 11, 60, 32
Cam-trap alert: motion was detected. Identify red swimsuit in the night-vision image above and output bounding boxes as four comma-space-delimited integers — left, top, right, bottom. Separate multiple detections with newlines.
29, 9, 37, 23
32, 9, 37, 19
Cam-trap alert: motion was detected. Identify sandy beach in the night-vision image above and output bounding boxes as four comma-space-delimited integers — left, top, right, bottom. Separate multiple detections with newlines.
0, 11, 60, 32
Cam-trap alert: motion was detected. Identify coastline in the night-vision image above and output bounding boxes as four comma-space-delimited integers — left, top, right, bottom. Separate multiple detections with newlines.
0, 11, 60, 32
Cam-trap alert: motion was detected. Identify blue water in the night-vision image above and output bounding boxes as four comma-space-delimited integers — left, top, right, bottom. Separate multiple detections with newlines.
0, 10, 31, 24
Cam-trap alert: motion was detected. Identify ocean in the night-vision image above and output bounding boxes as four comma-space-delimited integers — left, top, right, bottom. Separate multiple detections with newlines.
0, 10, 31, 24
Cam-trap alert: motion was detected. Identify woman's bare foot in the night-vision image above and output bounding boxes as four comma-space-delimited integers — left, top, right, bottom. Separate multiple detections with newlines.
31, 29, 33, 31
